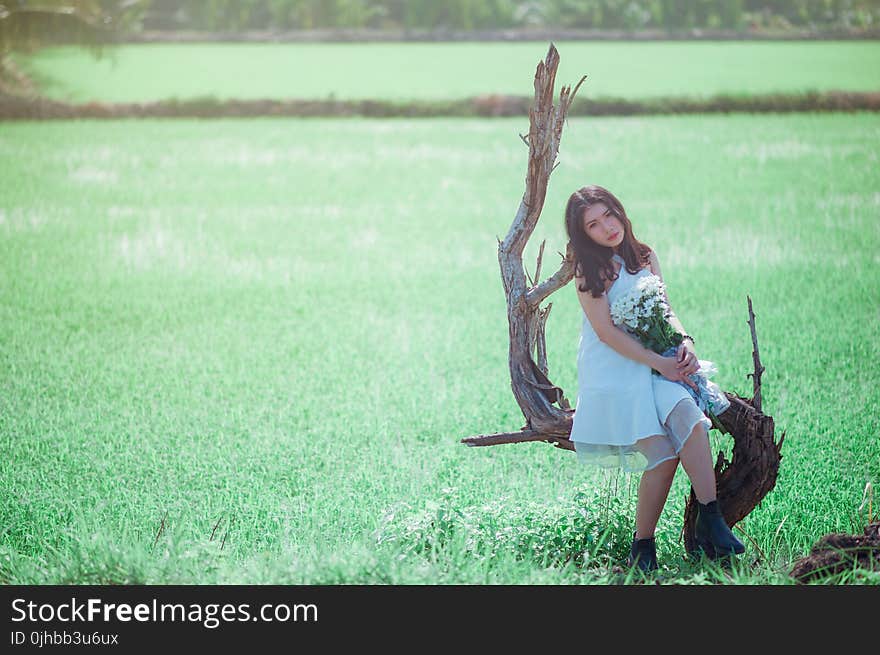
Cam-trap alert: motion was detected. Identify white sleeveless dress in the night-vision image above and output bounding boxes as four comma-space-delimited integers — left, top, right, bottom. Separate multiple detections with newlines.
569, 253, 711, 472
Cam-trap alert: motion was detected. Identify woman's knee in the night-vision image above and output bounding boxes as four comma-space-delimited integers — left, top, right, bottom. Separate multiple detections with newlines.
655, 457, 679, 475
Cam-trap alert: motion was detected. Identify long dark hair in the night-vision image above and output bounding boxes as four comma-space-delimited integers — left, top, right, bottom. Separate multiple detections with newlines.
564, 185, 653, 298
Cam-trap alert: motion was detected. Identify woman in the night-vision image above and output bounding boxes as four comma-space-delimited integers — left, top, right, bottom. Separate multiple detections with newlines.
565, 185, 743, 571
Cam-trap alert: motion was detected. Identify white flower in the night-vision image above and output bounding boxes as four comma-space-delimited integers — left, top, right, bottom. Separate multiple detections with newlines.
608, 273, 673, 333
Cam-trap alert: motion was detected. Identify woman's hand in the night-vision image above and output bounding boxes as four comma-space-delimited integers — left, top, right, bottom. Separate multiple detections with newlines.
676, 340, 700, 377
654, 354, 698, 391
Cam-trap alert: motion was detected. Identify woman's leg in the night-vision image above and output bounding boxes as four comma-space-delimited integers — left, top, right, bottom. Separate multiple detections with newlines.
677, 422, 717, 504
678, 422, 745, 555
635, 457, 679, 539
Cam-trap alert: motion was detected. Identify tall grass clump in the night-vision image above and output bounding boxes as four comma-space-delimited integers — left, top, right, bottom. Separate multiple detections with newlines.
375, 484, 635, 571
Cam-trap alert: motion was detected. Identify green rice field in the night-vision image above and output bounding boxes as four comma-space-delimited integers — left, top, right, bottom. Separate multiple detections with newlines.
15, 40, 880, 103
1, 113, 879, 584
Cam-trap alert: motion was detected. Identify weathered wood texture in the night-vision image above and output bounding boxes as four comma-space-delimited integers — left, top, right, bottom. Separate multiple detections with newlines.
790, 521, 880, 583
495, 44, 583, 436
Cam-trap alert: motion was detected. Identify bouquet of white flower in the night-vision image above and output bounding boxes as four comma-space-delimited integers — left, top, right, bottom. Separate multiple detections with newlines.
609, 274, 730, 427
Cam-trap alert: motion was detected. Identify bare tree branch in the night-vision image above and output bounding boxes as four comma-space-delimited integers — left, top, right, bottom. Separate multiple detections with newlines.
493, 44, 585, 433
525, 250, 575, 307
462, 426, 575, 450
746, 295, 766, 413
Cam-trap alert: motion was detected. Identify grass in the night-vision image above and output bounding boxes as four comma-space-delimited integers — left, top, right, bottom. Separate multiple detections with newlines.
0, 113, 878, 584
12, 40, 880, 103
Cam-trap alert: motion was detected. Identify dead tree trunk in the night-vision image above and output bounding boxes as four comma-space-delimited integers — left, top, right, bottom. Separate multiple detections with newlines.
461, 44, 784, 551
495, 44, 584, 439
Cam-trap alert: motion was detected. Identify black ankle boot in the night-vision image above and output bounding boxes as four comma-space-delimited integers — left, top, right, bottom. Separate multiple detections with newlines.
695, 500, 745, 558
627, 533, 658, 572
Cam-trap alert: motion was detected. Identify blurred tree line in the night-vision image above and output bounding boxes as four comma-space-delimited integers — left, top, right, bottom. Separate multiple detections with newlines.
138, 0, 879, 31
1, 1, 142, 91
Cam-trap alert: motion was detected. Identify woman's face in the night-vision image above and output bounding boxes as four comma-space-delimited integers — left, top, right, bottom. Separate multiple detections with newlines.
582, 202, 624, 250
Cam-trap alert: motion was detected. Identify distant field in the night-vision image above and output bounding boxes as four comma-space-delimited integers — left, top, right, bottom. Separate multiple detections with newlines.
1, 113, 878, 584
15, 40, 880, 103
